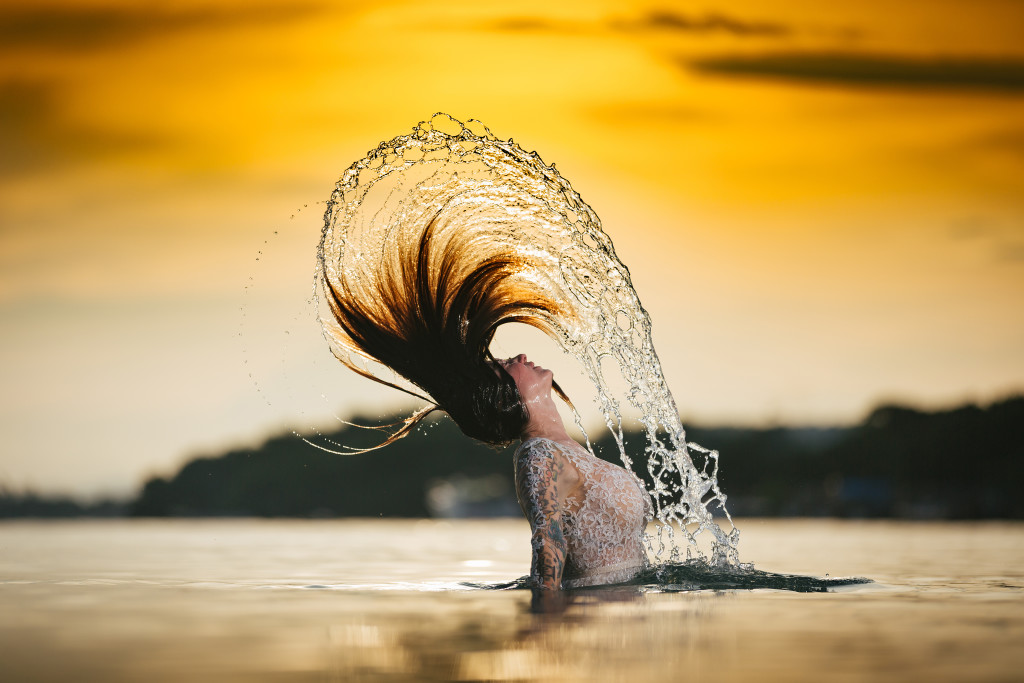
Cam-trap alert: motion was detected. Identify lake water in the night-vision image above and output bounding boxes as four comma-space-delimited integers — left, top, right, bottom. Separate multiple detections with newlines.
1, 519, 1021, 682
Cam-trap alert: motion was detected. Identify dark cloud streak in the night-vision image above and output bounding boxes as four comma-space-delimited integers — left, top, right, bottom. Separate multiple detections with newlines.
0, 3, 324, 53
486, 10, 792, 38
0, 79, 171, 177
489, 17, 574, 33
687, 52, 1024, 92
615, 11, 790, 37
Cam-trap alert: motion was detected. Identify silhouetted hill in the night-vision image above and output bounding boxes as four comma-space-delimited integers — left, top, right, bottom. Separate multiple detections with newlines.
125, 395, 1024, 520
0, 490, 126, 518
699, 397, 1024, 517
131, 418, 518, 517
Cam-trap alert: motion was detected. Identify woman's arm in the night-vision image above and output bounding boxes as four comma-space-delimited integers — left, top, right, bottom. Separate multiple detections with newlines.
515, 446, 568, 591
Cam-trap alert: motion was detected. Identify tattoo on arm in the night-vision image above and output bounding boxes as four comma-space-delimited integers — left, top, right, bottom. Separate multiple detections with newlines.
517, 448, 567, 591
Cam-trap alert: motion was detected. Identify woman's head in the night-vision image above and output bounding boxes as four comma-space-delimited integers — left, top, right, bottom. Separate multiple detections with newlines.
495, 354, 553, 406
429, 354, 530, 446
320, 212, 570, 448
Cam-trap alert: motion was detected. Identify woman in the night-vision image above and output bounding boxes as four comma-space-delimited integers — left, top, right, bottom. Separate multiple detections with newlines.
500, 353, 651, 592
318, 117, 859, 600
320, 214, 652, 595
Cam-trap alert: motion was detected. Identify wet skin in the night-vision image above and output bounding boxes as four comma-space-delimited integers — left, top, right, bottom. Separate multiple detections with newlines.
497, 354, 578, 610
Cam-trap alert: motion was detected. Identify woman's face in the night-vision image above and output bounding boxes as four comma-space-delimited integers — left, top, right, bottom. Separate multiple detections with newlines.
496, 354, 552, 403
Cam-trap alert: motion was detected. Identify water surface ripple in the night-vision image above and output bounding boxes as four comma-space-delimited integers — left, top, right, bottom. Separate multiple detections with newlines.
2, 519, 1021, 682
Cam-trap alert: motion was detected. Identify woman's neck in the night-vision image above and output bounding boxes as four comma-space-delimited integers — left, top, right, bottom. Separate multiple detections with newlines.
519, 394, 572, 444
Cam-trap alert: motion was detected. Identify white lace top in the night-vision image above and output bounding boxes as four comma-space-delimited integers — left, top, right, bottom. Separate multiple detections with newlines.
514, 437, 652, 588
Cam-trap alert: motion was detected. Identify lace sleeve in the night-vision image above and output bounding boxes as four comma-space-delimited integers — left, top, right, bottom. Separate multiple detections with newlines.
515, 440, 568, 590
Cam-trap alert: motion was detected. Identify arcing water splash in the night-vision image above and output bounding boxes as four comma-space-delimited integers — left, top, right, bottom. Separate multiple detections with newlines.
317, 114, 739, 565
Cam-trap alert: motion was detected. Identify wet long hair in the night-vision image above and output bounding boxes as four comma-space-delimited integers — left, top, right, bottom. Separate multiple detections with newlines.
320, 211, 573, 448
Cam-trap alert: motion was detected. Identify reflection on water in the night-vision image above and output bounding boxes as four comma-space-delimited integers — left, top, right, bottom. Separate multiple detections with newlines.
1, 519, 1022, 681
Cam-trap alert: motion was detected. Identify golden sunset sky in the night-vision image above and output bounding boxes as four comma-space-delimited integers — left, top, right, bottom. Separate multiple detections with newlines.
2, 0, 1023, 495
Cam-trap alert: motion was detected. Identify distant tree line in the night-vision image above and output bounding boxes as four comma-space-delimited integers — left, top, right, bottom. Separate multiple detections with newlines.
0, 489, 126, 518
131, 420, 513, 518
3, 396, 1021, 519
695, 396, 1023, 518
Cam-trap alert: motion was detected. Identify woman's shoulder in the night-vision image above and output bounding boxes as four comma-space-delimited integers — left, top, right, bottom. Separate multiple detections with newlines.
515, 437, 569, 467
515, 436, 558, 460
516, 436, 578, 454
514, 437, 589, 474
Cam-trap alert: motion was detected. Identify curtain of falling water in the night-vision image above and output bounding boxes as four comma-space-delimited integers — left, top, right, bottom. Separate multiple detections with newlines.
317, 114, 739, 565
